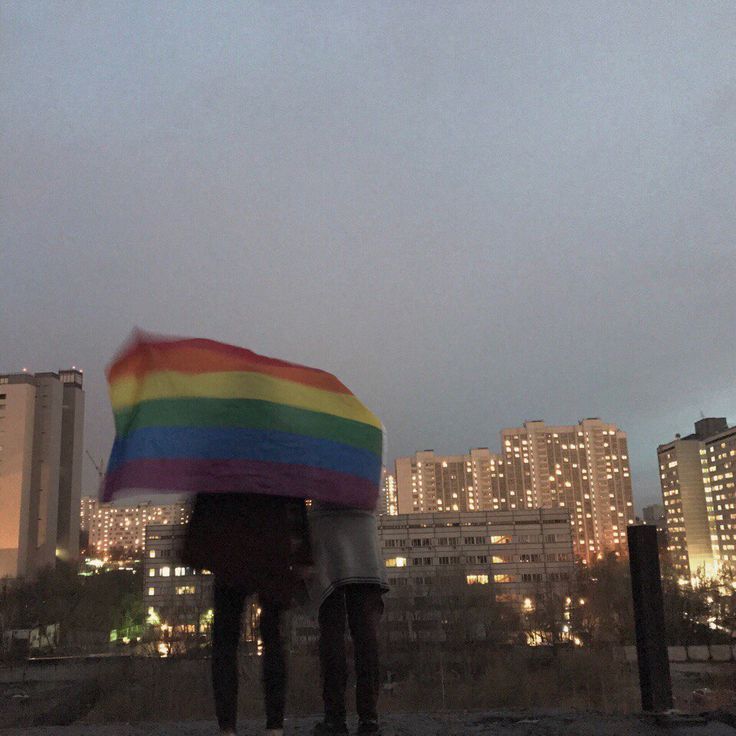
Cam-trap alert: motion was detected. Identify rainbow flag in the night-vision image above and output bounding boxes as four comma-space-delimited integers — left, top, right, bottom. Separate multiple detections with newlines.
103, 331, 383, 509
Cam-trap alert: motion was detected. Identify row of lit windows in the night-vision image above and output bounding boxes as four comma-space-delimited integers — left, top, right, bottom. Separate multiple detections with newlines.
148, 585, 195, 596
147, 566, 191, 577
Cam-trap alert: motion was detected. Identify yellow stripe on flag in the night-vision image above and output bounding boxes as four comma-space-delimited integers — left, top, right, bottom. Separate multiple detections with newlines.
109, 370, 382, 429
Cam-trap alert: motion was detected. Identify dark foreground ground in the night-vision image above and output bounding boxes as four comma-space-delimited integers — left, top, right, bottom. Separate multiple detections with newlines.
1, 711, 736, 736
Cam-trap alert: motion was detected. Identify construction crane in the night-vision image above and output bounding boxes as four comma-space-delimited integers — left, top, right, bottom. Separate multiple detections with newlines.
85, 450, 105, 493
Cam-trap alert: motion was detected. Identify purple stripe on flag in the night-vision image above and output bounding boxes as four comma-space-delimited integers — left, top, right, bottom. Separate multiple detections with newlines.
102, 458, 379, 510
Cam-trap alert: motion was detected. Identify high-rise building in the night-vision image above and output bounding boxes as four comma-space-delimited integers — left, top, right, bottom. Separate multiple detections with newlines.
394, 419, 634, 563
0, 369, 84, 578
80, 497, 190, 560
395, 448, 504, 515
57, 370, 85, 564
381, 473, 398, 516
701, 423, 736, 572
501, 419, 634, 561
657, 417, 729, 579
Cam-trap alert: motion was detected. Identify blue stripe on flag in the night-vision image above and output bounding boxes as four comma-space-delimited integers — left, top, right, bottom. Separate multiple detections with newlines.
106, 425, 381, 483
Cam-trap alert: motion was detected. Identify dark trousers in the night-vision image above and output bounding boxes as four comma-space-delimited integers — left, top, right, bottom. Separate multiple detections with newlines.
212, 581, 286, 731
318, 584, 384, 725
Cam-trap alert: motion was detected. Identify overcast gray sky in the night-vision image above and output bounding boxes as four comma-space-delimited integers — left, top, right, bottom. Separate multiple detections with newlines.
2, 1, 735, 508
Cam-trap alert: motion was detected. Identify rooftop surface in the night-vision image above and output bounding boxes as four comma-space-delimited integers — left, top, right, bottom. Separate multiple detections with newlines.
1, 711, 736, 736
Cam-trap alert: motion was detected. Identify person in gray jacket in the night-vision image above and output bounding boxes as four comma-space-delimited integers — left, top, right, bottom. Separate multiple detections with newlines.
309, 501, 389, 736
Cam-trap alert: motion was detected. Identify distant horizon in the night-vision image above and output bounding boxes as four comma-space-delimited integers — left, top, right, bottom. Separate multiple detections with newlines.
4, 3, 734, 515
3, 358, 731, 512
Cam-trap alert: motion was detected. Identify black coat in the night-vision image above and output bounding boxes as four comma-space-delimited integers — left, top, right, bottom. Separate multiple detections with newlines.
181, 492, 312, 605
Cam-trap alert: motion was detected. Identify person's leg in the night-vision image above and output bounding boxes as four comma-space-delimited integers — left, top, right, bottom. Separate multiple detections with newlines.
212, 580, 247, 733
259, 597, 287, 731
345, 585, 384, 732
316, 588, 348, 733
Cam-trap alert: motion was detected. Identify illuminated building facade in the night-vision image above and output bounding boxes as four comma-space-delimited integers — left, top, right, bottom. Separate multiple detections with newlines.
141, 510, 573, 645
701, 423, 736, 571
381, 472, 398, 516
379, 509, 574, 641
658, 417, 732, 578
395, 448, 503, 515
0, 369, 84, 578
143, 523, 212, 625
394, 419, 634, 563
379, 509, 574, 601
501, 419, 634, 562
144, 524, 263, 647
81, 497, 190, 560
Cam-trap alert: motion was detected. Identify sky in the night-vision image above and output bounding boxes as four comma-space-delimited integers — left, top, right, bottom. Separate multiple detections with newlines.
2, 1, 735, 509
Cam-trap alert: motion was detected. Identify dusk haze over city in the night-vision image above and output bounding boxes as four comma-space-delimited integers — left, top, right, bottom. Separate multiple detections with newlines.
1, 2, 735, 734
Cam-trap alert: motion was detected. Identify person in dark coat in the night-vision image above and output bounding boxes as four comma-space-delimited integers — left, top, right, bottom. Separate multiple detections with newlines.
182, 492, 312, 736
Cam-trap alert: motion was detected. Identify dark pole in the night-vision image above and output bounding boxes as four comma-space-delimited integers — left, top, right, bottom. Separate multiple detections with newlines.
627, 524, 673, 712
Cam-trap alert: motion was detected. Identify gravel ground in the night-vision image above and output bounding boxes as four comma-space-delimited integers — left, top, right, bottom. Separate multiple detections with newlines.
1, 711, 736, 736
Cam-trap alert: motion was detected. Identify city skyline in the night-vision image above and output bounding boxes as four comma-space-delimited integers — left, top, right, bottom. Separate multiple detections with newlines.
393, 419, 634, 563
3, 3, 735, 510
1, 355, 732, 514
1, 355, 731, 513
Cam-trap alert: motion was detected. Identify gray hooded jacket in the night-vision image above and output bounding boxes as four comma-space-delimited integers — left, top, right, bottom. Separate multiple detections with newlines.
308, 501, 389, 607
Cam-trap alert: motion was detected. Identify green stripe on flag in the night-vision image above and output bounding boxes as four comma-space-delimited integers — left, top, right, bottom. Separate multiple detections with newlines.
114, 397, 383, 457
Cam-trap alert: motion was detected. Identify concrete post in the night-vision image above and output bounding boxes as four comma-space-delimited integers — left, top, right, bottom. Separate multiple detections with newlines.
627, 524, 673, 712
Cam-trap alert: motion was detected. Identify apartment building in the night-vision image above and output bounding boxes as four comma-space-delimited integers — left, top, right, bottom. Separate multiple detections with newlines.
701, 423, 736, 571
379, 509, 574, 642
395, 448, 503, 515
143, 524, 266, 647
502, 419, 634, 561
143, 523, 213, 626
381, 473, 398, 516
0, 369, 84, 578
81, 497, 190, 560
139, 507, 573, 646
658, 417, 731, 578
378, 509, 574, 600
394, 419, 634, 563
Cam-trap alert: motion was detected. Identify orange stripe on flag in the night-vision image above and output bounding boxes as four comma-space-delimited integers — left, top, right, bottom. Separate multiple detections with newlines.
107, 338, 351, 394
